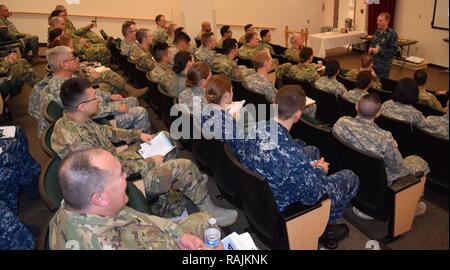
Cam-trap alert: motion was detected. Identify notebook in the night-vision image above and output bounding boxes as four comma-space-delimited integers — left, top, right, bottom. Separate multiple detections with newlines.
138, 133, 175, 159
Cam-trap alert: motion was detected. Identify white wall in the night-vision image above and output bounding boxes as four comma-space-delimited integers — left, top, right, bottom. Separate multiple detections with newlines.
395, 0, 449, 67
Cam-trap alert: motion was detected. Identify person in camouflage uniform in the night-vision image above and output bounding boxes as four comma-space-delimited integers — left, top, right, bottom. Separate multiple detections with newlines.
0, 52, 42, 91
0, 201, 35, 250
414, 70, 447, 113
178, 62, 211, 113
120, 21, 138, 57
417, 112, 449, 140
0, 126, 40, 215
51, 78, 237, 226
28, 75, 53, 121
284, 33, 305, 63
216, 25, 233, 50
243, 50, 277, 102
0, 5, 40, 60
238, 24, 256, 45
342, 71, 372, 104
169, 32, 195, 65
49, 148, 222, 250
153, 15, 169, 44
55, 5, 105, 45
344, 54, 382, 90
147, 43, 175, 93
194, 32, 219, 66
381, 78, 424, 126
286, 47, 320, 84
238, 32, 262, 61
210, 39, 255, 82
195, 21, 212, 41
168, 51, 193, 97
314, 60, 347, 96
130, 28, 155, 71
368, 13, 398, 79
259, 29, 275, 56
234, 85, 358, 243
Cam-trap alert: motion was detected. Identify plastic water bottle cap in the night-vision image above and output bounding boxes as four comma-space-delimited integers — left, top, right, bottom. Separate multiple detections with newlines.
208, 218, 217, 225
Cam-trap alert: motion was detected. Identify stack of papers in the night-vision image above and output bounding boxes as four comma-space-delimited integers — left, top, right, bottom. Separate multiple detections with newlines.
221, 232, 258, 250
0, 126, 16, 139
406, 56, 425, 64
138, 133, 175, 159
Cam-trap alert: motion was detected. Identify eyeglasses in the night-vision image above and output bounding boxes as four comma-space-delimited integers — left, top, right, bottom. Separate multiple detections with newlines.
74, 97, 97, 108
63, 56, 79, 63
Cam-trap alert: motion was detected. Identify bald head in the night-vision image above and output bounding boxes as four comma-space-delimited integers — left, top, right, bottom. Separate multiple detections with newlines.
201, 21, 212, 32
290, 33, 305, 49
357, 93, 382, 119
49, 16, 65, 29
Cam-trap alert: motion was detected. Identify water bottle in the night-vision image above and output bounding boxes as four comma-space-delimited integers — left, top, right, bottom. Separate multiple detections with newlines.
204, 218, 221, 249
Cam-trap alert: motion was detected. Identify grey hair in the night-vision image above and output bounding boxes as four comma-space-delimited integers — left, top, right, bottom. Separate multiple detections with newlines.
46, 46, 73, 71
290, 33, 300, 46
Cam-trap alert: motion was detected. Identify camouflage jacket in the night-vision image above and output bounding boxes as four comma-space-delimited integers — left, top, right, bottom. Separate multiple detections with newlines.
194, 46, 218, 66
130, 45, 155, 71
153, 27, 169, 44
120, 40, 138, 57
417, 113, 449, 140
0, 17, 21, 38
51, 112, 141, 159
314, 77, 347, 96
243, 73, 277, 102
342, 88, 368, 104
381, 100, 424, 126
237, 44, 261, 61
287, 63, 320, 84
259, 41, 275, 56
28, 75, 53, 120
284, 47, 301, 63
65, 18, 90, 37
178, 86, 208, 113
147, 62, 175, 93
167, 72, 187, 97
210, 55, 255, 81
418, 87, 445, 112
49, 204, 185, 250
344, 68, 382, 90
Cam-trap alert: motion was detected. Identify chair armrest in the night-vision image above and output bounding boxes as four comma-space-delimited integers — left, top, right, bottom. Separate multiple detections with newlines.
282, 195, 329, 222
389, 174, 420, 193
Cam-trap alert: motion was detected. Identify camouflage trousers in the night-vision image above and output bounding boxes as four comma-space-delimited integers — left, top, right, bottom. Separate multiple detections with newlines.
82, 31, 106, 45
0, 201, 35, 250
22, 35, 39, 56
82, 45, 111, 66
399, 156, 430, 185
174, 211, 212, 240
110, 97, 151, 133
9, 59, 42, 87
99, 70, 127, 92
118, 133, 208, 218
0, 126, 41, 214
374, 57, 393, 79
308, 145, 360, 224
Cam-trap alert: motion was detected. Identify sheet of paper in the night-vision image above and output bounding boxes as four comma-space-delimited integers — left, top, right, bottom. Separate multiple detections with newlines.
95, 66, 111, 73
0, 126, 16, 139
138, 133, 175, 159
306, 96, 316, 107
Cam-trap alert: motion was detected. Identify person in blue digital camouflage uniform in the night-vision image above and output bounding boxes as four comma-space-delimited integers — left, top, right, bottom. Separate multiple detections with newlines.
0, 201, 35, 250
368, 12, 398, 79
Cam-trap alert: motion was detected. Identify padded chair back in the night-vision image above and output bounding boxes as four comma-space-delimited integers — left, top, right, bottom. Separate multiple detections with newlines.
42, 122, 56, 157
413, 103, 445, 117
214, 47, 224, 54
195, 38, 201, 48
44, 101, 63, 123
156, 85, 177, 126
144, 79, 161, 112
368, 88, 392, 103
332, 131, 389, 221
337, 75, 355, 91
134, 66, 149, 88
100, 29, 109, 41
270, 43, 287, 55
380, 77, 398, 92
233, 81, 272, 121
412, 126, 449, 193
291, 114, 338, 173
126, 181, 152, 214
337, 95, 357, 118
309, 84, 339, 125
223, 144, 289, 249
237, 57, 254, 69
376, 115, 413, 157
39, 156, 63, 212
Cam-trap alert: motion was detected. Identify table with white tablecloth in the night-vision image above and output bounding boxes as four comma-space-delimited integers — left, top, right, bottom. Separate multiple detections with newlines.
309, 30, 367, 59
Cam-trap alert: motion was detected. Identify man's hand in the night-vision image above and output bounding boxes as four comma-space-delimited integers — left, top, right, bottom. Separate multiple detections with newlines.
139, 133, 154, 142
313, 158, 330, 174
370, 68, 378, 78
110, 94, 124, 101
368, 47, 380, 55
5, 52, 18, 64
151, 155, 164, 165
117, 103, 129, 113
179, 234, 207, 250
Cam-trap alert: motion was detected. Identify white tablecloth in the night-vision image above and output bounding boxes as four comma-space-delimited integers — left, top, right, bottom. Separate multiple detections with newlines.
309, 30, 367, 58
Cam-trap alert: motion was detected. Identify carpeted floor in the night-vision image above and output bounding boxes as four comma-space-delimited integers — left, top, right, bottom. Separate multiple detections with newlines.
7, 46, 449, 250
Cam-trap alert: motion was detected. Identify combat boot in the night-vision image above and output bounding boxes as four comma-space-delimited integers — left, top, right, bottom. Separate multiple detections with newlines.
197, 195, 238, 227
125, 84, 148, 98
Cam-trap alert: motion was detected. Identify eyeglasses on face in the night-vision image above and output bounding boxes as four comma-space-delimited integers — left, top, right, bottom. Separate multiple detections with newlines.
74, 97, 97, 108
63, 56, 79, 63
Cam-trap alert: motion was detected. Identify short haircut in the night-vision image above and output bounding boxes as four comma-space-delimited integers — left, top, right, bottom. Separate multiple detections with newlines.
360, 54, 374, 69
220, 25, 231, 37
205, 74, 232, 104
136, 28, 150, 44
155, 14, 164, 23
175, 27, 185, 36
222, 38, 238, 55
356, 71, 372, 90
59, 148, 111, 211
413, 69, 428, 86
187, 62, 211, 87
299, 47, 313, 63
324, 60, 340, 78
173, 31, 191, 45
357, 93, 381, 118
48, 27, 64, 43
392, 78, 419, 105
290, 33, 299, 45
201, 32, 215, 47
244, 24, 253, 32
173, 51, 192, 74
60, 77, 93, 111
46, 45, 73, 71
275, 85, 306, 120
260, 29, 270, 39
151, 42, 170, 62
244, 32, 257, 44
121, 21, 136, 37
55, 5, 65, 11
49, 10, 62, 20
379, 12, 391, 21
48, 16, 63, 27
48, 34, 72, 49
253, 50, 271, 69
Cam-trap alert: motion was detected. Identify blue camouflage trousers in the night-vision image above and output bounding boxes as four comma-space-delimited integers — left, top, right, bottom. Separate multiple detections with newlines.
0, 201, 35, 250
